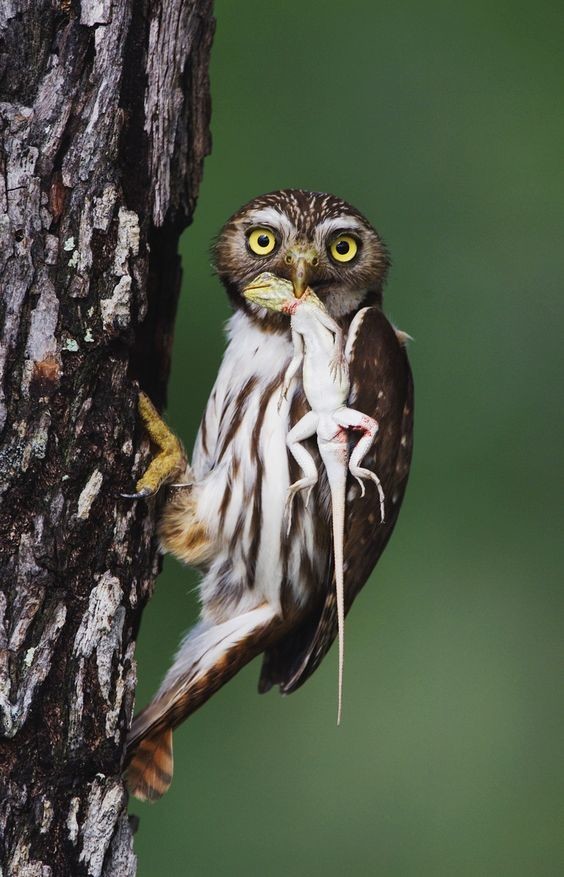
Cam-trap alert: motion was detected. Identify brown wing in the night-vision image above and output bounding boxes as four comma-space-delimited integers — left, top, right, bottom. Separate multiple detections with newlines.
259, 306, 414, 694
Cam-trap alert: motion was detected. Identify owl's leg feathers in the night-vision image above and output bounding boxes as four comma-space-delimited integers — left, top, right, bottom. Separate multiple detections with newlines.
337, 407, 385, 522
285, 411, 320, 533
122, 392, 189, 499
125, 605, 280, 801
158, 488, 214, 566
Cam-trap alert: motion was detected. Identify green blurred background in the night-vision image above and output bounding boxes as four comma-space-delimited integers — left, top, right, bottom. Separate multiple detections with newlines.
132, 2, 563, 874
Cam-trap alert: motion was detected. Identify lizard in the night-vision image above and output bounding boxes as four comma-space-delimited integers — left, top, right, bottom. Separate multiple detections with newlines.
243, 272, 385, 723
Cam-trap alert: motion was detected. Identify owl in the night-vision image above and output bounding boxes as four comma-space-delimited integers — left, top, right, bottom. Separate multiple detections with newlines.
126, 189, 413, 801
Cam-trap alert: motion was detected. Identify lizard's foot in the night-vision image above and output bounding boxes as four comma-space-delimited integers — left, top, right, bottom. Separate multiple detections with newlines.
349, 465, 385, 523
285, 478, 316, 534
121, 392, 189, 500
328, 352, 346, 384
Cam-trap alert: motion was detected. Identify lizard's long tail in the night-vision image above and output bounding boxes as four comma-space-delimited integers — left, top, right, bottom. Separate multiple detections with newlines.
322, 453, 347, 725
125, 604, 278, 801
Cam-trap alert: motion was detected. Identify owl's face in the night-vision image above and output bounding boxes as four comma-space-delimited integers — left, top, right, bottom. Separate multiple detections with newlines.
214, 189, 390, 324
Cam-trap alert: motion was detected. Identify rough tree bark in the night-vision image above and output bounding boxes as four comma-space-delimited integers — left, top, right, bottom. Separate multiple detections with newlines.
0, 1, 214, 874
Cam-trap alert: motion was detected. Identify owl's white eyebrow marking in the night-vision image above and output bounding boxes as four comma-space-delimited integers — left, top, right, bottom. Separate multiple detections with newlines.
316, 217, 364, 238
245, 207, 295, 237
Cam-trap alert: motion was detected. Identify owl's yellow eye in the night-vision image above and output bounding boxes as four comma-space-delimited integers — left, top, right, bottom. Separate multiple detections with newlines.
329, 235, 358, 263
247, 228, 277, 256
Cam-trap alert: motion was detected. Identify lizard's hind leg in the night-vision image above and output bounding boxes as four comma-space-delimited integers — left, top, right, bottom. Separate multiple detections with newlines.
285, 411, 319, 533
337, 408, 385, 522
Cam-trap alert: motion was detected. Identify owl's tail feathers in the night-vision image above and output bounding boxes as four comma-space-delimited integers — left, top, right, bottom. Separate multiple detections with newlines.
125, 604, 281, 802
126, 726, 173, 802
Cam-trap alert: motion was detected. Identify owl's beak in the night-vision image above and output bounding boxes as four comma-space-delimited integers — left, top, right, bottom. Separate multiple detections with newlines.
292, 257, 309, 298
286, 248, 319, 298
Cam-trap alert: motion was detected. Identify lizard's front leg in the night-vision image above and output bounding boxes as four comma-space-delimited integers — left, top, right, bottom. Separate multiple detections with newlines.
278, 329, 304, 412
285, 410, 320, 533
336, 407, 385, 522
312, 308, 346, 384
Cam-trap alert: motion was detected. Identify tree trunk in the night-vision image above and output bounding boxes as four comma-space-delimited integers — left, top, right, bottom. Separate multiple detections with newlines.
0, 1, 214, 873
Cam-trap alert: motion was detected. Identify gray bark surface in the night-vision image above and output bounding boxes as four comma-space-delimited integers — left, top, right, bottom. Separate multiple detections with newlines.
0, 1, 214, 873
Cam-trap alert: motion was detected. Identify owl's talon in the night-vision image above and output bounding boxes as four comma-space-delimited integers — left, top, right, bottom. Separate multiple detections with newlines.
120, 487, 154, 501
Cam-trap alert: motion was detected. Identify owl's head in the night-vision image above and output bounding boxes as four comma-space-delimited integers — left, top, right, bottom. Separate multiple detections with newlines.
213, 189, 390, 325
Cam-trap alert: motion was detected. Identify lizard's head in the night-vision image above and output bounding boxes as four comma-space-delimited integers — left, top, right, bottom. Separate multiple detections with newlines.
243, 273, 325, 316
243, 272, 295, 313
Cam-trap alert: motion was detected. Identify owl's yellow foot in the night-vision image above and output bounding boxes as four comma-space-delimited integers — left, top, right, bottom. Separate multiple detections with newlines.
122, 392, 189, 499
